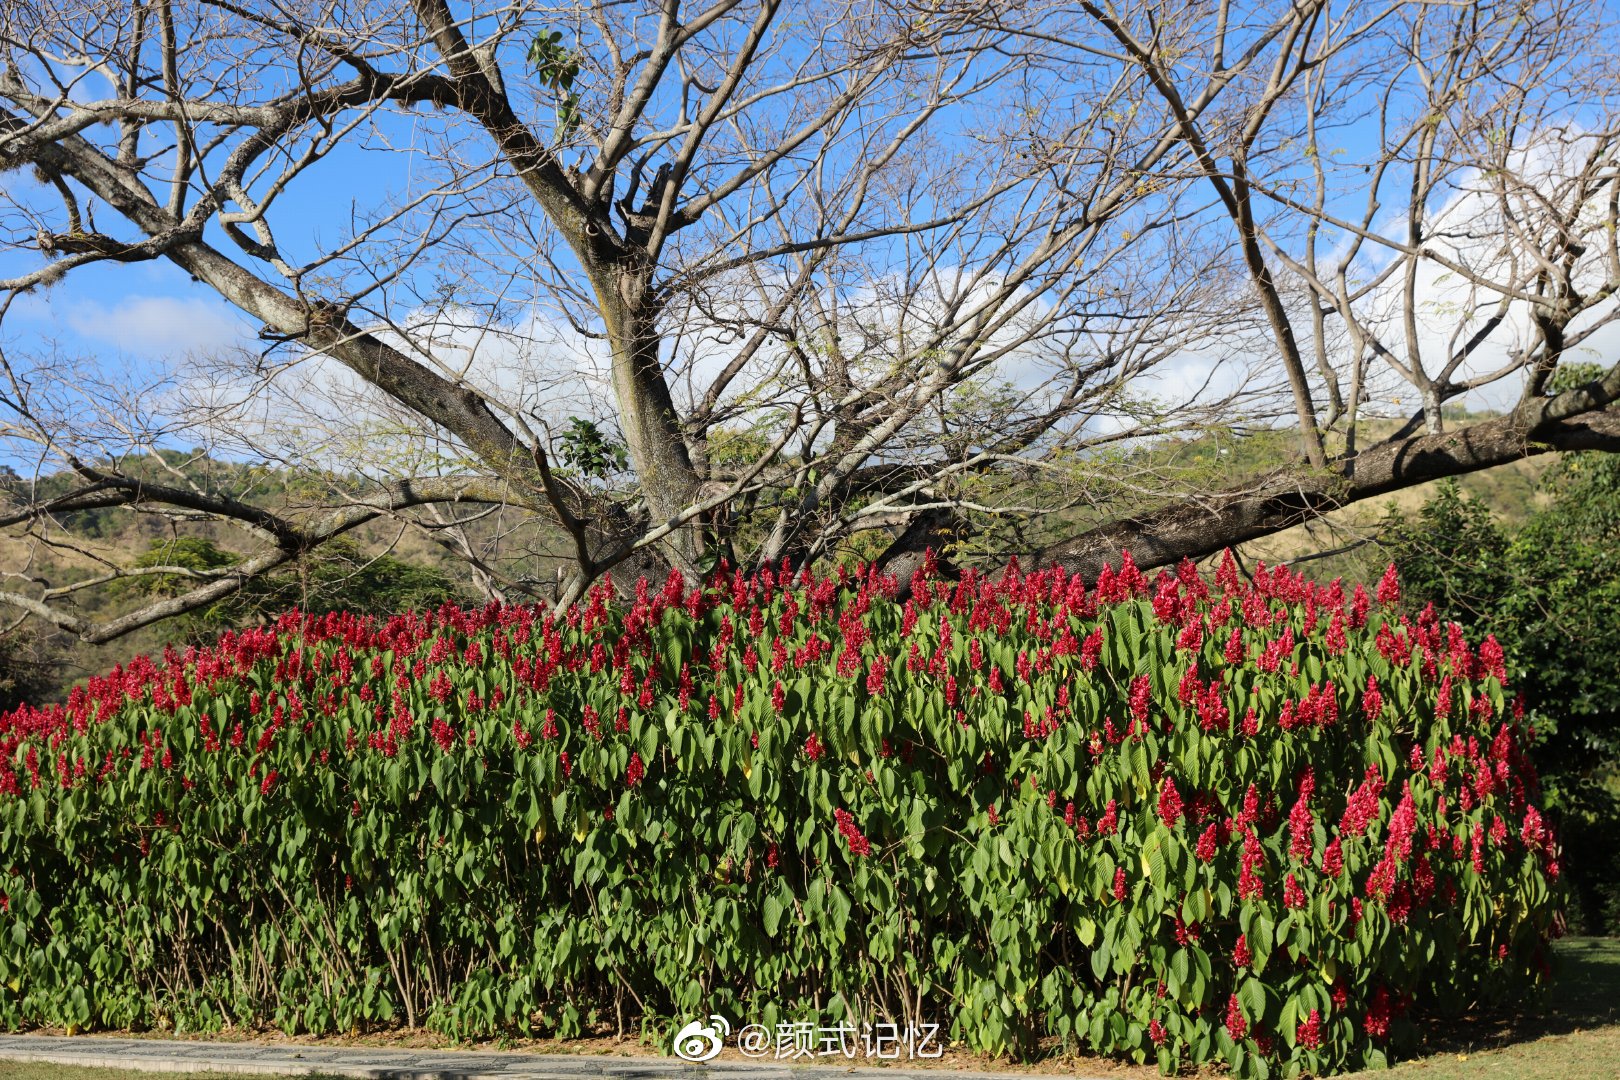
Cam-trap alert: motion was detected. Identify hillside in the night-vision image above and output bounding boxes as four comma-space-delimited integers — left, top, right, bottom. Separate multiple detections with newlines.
0, 452, 567, 701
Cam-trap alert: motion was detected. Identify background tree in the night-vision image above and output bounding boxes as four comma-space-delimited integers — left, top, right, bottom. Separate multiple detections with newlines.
0, 620, 61, 712
0, 0, 1617, 646
113, 534, 470, 643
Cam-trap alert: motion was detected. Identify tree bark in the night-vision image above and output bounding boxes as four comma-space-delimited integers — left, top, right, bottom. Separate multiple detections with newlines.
594, 273, 705, 571
875, 506, 966, 595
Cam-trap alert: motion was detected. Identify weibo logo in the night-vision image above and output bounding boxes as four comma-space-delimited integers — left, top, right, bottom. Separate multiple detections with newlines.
672, 1015, 730, 1061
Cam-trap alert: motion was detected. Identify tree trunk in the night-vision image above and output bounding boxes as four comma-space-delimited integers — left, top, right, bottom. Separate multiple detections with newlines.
596, 269, 705, 572
875, 506, 966, 595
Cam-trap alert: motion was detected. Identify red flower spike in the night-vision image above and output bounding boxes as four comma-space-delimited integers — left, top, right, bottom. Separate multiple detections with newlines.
1296, 1009, 1322, 1050
1224, 995, 1248, 1040
1096, 799, 1118, 836
833, 808, 872, 856
1195, 822, 1218, 862
1376, 564, 1401, 604
1157, 776, 1184, 828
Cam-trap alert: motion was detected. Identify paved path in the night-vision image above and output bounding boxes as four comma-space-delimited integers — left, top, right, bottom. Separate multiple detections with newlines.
0, 1036, 1105, 1079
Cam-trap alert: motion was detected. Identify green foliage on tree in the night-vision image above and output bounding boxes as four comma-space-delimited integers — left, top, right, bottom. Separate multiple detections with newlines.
556, 417, 629, 480
528, 30, 584, 139
280, 538, 475, 618
0, 624, 62, 715
107, 535, 244, 644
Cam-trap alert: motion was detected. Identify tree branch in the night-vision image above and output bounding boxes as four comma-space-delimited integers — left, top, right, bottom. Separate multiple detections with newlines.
1038, 392, 1620, 579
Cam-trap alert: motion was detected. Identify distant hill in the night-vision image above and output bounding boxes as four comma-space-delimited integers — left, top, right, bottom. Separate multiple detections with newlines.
0, 451, 564, 703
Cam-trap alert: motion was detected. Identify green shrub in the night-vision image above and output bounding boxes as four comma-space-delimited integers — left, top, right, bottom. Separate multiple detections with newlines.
0, 552, 1561, 1076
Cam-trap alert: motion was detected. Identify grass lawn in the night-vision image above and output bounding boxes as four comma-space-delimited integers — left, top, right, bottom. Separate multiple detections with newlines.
4, 938, 1618, 1079
1347, 936, 1620, 1079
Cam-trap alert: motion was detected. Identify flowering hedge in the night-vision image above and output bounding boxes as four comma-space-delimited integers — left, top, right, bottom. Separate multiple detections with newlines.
0, 551, 1561, 1077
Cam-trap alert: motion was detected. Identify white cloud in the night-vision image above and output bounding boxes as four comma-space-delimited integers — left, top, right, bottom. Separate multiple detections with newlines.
1336, 129, 1620, 415
173, 305, 619, 476
62, 295, 253, 357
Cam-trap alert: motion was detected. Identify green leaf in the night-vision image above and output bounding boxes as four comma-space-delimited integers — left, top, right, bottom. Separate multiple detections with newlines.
762, 895, 784, 937
1089, 937, 1112, 982
1130, 741, 1151, 795
1238, 977, 1267, 1021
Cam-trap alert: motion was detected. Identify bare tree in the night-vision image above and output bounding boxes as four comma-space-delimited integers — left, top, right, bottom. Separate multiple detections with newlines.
1023, 0, 1620, 573
0, 0, 1616, 644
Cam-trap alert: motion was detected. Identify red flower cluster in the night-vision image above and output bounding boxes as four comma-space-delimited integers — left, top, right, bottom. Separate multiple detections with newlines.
865, 654, 887, 696
1195, 822, 1219, 862
1322, 838, 1343, 878
1364, 985, 1392, 1039
1376, 564, 1401, 604
1238, 828, 1265, 900
1129, 675, 1152, 725
1363, 674, 1384, 721
1157, 776, 1183, 828
1095, 798, 1118, 836
1296, 1008, 1322, 1050
833, 808, 871, 856
1224, 994, 1247, 1040
1338, 766, 1384, 837
1287, 777, 1315, 860
1367, 785, 1419, 903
